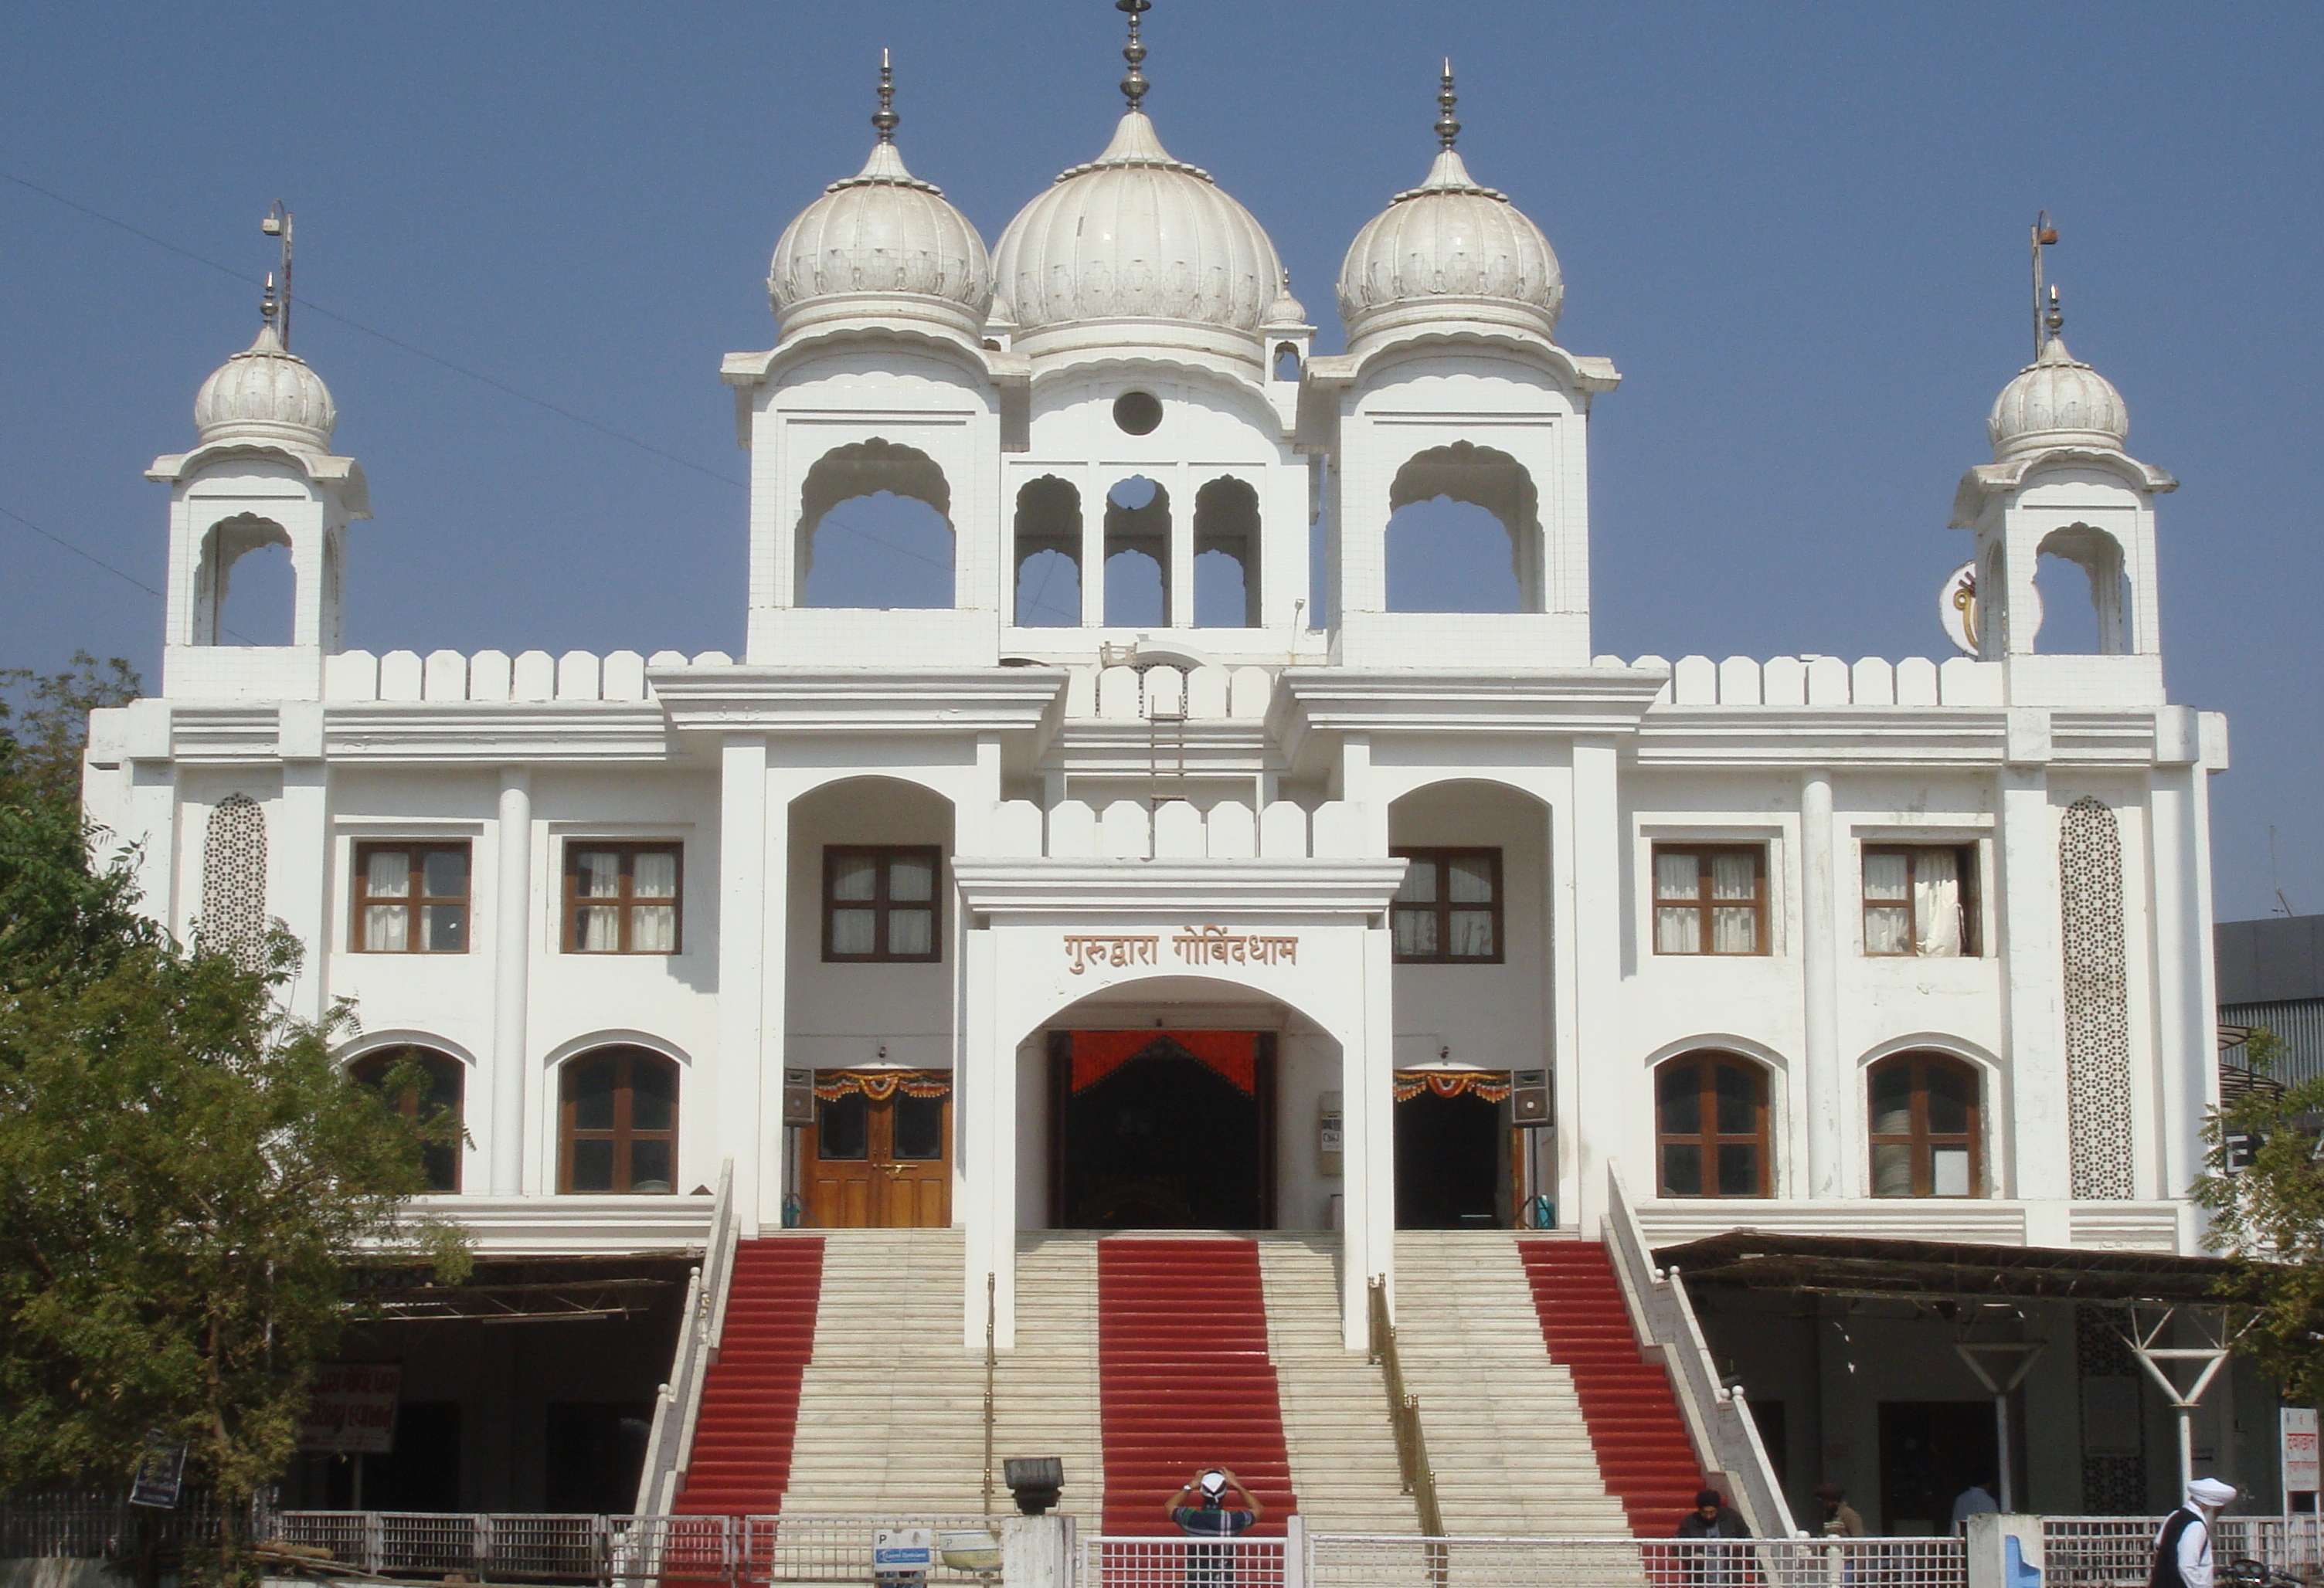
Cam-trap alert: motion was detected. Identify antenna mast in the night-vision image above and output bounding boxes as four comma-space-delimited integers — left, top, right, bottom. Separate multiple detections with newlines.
263, 201, 294, 349
2029, 210, 2057, 360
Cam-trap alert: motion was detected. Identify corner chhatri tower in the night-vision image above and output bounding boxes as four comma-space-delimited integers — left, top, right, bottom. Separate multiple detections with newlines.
87, 8, 2248, 1535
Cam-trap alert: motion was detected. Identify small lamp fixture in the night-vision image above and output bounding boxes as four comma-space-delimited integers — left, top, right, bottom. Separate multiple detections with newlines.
1003, 1456, 1063, 1515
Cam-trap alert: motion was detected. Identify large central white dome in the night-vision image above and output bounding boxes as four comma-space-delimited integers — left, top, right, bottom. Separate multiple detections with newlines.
991, 111, 1283, 339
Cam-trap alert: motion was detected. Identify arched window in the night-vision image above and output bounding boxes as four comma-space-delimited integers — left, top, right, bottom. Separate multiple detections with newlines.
351, 1046, 465, 1193
198, 514, 294, 645
1193, 476, 1261, 628
559, 1047, 678, 1194
1384, 442, 1541, 614
2030, 524, 2129, 655
1103, 477, 1170, 626
1013, 476, 1082, 627
793, 439, 954, 609
1654, 1054, 1770, 1197
1867, 1053, 1981, 1197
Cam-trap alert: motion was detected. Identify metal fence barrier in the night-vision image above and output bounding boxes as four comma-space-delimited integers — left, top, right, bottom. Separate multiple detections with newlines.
1083, 1535, 1289, 1588
0, 1490, 236, 1559
1305, 1535, 1967, 1588
2044, 1515, 2324, 1588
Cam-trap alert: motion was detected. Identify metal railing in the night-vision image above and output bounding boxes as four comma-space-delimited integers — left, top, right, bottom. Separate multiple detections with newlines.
1603, 1165, 1796, 1538
1086, 1532, 1291, 1588
1309, 1534, 1965, 1588
634, 1157, 738, 1515
0, 1489, 236, 1559
2041, 1516, 2324, 1588
265, 1511, 1001, 1584
1366, 1274, 1445, 1537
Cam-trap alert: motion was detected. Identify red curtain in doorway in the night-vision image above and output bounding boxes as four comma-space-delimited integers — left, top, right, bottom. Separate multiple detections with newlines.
1068, 1031, 1259, 1097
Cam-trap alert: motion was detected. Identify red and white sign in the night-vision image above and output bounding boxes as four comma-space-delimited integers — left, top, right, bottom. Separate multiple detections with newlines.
297, 1362, 402, 1455
2283, 1407, 2319, 1500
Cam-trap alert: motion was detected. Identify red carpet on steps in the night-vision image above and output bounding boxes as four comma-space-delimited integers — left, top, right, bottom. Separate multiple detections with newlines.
1516, 1240, 1707, 1537
673, 1237, 825, 1515
1097, 1238, 1297, 1536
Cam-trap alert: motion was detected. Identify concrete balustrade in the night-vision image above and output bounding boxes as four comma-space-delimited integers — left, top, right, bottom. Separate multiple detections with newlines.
984, 798, 1357, 860
321, 647, 681, 704
1637, 652, 2001, 709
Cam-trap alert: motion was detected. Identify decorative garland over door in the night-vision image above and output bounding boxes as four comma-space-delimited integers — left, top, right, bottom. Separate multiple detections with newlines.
1392, 1070, 1513, 1103
811, 1068, 952, 1101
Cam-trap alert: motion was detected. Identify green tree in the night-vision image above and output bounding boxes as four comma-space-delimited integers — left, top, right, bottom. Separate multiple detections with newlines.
2193, 1029, 2324, 1403
0, 654, 466, 1576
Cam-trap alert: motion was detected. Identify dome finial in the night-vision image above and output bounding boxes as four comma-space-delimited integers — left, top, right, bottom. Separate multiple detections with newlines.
872, 48, 899, 143
1118, 0, 1151, 110
260, 271, 279, 331
1436, 59, 1460, 149
2045, 282, 2064, 340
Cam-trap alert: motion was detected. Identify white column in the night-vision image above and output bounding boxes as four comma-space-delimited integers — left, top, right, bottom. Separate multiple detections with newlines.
1998, 718, 2067, 1210
1799, 769, 1843, 1198
1344, 921, 1396, 1348
718, 738, 770, 1234
1079, 468, 1105, 628
961, 925, 1013, 1347
490, 769, 532, 1196
2148, 760, 2212, 1204
274, 748, 331, 1026
1168, 467, 1194, 629
1567, 738, 1621, 1235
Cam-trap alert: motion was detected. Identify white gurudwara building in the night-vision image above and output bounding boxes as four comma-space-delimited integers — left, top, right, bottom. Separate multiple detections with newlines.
84, 12, 2265, 1539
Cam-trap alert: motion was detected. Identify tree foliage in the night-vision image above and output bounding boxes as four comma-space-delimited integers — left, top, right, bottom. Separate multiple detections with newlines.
0, 653, 466, 1563
2193, 1030, 2324, 1403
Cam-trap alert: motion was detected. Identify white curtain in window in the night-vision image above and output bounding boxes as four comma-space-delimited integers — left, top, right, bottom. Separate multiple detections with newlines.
1710, 853, 1758, 953
888, 908, 933, 956
1654, 851, 1699, 900
630, 904, 677, 953
632, 850, 677, 898
1655, 908, 1700, 955
1914, 850, 1962, 957
576, 906, 620, 952
1863, 852, 1911, 954
367, 850, 410, 897
830, 910, 878, 955
888, 854, 933, 903
365, 904, 409, 952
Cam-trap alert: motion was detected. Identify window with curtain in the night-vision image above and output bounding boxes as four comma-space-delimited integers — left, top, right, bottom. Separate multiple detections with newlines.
1862, 845, 1976, 956
1652, 845, 1768, 955
1868, 1053, 1981, 1197
559, 1047, 678, 1194
350, 1046, 465, 1193
824, 846, 942, 962
1654, 1054, 1772, 1196
352, 843, 471, 952
564, 843, 682, 954
1391, 849, 1503, 962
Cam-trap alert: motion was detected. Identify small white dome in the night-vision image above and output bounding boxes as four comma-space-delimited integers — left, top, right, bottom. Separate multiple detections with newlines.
991, 111, 1283, 338
1988, 334, 2130, 460
192, 322, 335, 450
769, 138, 993, 338
1338, 145, 1564, 345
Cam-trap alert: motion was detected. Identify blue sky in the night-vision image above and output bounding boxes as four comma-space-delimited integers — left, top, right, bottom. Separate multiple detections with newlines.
2, 3, 2318, 920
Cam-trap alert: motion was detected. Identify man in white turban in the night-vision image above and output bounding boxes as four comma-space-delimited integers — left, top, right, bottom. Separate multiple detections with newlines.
2149, 1478, 2239, 1588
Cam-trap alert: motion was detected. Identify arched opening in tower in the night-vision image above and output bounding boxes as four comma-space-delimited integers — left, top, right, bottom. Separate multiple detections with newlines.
793, 438, 954, 609
201, 514, 294, 645
1103, 476, 1170, 626
1193, 475, 1261, 628
1382, 442, 1541, 614
2030, 524, 2129, 655
1013, 475, 1082, 626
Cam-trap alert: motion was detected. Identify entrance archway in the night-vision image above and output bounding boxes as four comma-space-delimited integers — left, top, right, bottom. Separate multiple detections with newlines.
1394, 1070, 1513, 1228
1049, 1031, 1275, 1229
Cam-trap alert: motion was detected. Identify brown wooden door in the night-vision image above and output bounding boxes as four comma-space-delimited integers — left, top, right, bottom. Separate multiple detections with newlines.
805, 1084, 950, 1228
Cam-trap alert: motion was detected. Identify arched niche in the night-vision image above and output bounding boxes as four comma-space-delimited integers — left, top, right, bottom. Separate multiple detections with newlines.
1652, 1048, 1774, 1198
347, 1043, 467, 1193
2030, 523, 2130, 654
794, 438, 955, 609
197, 513, 294, 645
1104, 477, 1170, 626
1383, 443, 1541, 614
1013, 475, 1082, 627
1193, 476, 1261, 628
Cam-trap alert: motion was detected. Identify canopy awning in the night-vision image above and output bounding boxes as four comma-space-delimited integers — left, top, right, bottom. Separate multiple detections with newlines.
1653, 1230, 2252, 1306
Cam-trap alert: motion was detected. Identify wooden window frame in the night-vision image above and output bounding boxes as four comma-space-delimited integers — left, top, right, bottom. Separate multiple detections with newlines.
822, 845, 943, 964
1867, 1052, 1983, 1198
1650, 843, 1770, 956
562, 841, 684, 955
1653, 1054, 1772, 1198
352, 841, 472, 953
557, 1047, 679, 1196
1390, 847, 1506, 965
1860, 843, 1979, 957
350, 1046, 464, 1193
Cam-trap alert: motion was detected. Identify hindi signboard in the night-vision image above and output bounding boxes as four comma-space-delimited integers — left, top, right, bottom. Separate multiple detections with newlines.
127, 1432, 187, 1510
297, 1362, 402, 1455
2285, 1406, 2319, 1502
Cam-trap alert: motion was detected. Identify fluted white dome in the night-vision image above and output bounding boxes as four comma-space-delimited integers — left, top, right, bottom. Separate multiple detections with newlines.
991, 112, 1283, 338
769, 138, 993, 338
1338, 147, 1563, 346
192, 322, 335, 450
1988, 334, 2130, 460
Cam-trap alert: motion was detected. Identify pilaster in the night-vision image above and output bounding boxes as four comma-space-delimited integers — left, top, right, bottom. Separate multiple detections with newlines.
1799, 769, 1842, 1198
717, 738, 770, 1233
489, 769, 532, 1196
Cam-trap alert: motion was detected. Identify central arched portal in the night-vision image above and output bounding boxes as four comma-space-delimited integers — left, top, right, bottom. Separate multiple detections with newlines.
1048, 1030, 1276, 1229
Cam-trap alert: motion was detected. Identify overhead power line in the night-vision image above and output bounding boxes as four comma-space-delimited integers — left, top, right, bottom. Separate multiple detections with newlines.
0, 498, 261, 643
0, 168, 744, 490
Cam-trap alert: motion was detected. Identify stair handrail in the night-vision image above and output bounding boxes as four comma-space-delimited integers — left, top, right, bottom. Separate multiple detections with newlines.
632, 1157, 737, 1515
1602, 1165, 1797, 1538
1366, 1276, 1446, 1538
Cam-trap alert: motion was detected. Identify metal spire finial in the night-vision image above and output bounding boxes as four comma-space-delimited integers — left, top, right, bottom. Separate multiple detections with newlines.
1436, 59, 1460, 149
1118, 0, 1151, 110
2029, 209, 2058, 359
872, 48, 899, 143
261, 200, 293, 348
2046, 283, 2064, 339
260, 271, 278, 331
